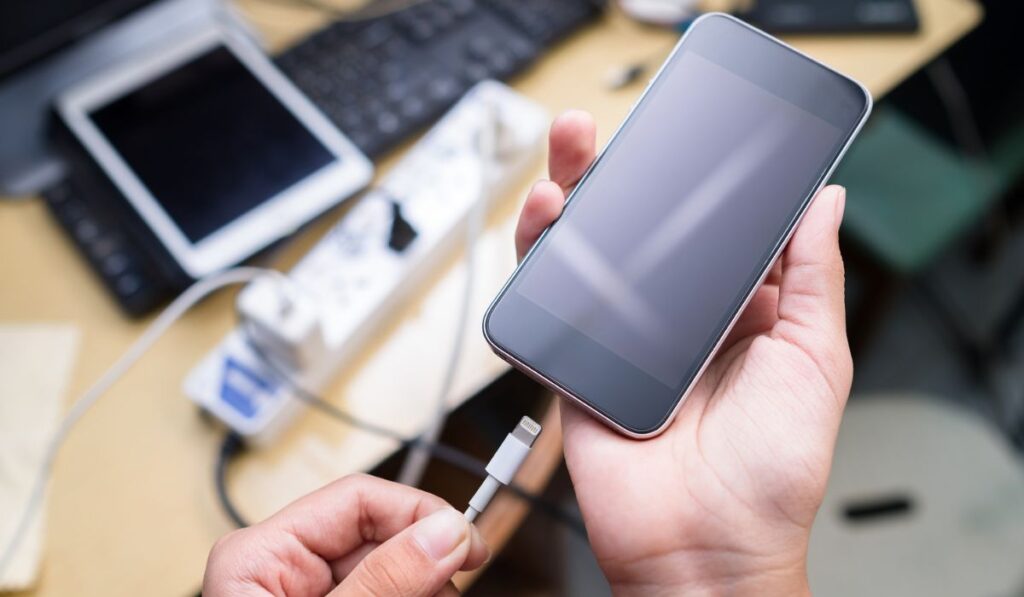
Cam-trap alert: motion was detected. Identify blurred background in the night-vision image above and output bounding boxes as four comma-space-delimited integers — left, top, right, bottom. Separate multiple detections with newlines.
0, 0, 1022, 595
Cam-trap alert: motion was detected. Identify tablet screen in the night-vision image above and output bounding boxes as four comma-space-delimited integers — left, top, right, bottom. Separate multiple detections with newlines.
89, 45, 335, 243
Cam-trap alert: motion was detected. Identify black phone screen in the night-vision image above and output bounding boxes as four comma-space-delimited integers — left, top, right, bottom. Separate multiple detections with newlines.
485, 15, 868, 434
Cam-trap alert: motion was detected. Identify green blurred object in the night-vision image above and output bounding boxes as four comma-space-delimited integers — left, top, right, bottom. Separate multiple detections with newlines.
835, 103, 1024, 359
991, 113, 1024, 188
833, 106, 1006, 274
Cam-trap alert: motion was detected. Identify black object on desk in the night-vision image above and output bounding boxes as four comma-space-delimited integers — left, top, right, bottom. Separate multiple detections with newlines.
276, 0, 606, 158
43, 175, 178, 316
739, 0, 919, 34
43, 128, 187, 317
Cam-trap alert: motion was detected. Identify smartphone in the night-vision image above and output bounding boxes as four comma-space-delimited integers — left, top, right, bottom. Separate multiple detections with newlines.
483, 13, 871, 437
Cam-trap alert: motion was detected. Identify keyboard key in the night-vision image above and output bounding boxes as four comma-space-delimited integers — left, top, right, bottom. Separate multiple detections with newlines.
338, 111, 364, 130
463, 63, 490, 84
116, 274, 142, 296
102, 253, 130, 276
89, 237, 118, 259
399, 97, 426, 119
349, 129, 373, 149
376, 112, 400, 134
466, 35, 495, 59
428, 77, 462, 102
384, 81, 409, 103
60, 201, 85, 223
74, 219, 100, 242
445, 0, 475, 17
359, 22, 395, 49
487, 51, 515, 76
407, 20, 434, 42
508, 37, 536, 62
363, 97, 385, 117
47, 182, 71, 204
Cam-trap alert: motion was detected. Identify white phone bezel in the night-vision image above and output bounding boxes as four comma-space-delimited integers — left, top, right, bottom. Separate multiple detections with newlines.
56, 21, 373, 279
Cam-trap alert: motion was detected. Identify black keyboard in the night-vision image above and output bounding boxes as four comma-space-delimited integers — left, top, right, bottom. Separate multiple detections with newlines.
277, 0, 605, 157
43, 176, 174, 317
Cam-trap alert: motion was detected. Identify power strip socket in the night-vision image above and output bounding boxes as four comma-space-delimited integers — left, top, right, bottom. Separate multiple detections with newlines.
184, 81, 548, 442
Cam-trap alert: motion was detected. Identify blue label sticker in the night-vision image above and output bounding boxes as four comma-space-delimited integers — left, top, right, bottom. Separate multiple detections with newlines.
219, 356, 276, 419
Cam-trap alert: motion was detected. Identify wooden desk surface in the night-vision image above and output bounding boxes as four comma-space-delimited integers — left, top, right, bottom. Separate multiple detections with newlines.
0, 0, 980, 594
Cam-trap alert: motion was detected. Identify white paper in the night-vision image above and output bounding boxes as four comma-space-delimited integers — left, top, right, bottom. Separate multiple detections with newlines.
0, 324, 79, 590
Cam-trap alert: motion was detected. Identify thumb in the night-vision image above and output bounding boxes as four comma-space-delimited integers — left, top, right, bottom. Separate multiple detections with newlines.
330, 508, 480, 597
777, 184, 847, 338
774, 184, 852, 401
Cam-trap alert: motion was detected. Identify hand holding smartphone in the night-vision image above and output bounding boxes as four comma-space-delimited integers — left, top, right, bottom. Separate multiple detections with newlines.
485, 13, 870, 437
502, 17, 862, 589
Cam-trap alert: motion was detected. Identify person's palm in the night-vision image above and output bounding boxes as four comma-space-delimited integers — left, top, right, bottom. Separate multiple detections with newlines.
516, 112, 852, 595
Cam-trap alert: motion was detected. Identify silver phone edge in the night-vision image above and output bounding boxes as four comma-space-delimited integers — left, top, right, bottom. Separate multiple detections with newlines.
482, 12, 874, 439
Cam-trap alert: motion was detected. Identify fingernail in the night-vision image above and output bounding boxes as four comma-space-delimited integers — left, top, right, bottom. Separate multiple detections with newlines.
413, 509, 468, 561
834, 187, 847, 228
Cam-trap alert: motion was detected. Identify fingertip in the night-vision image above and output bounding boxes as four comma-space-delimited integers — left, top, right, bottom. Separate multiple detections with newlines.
516, 179, 565, 260
792, 185, 844, 251
816, 185, 846, 229
525, 179, 564, 216
833, 185, 847, 228
410, 508, 474, 569
821, 184, 844, 197
551, 109, 596, 139
549, 110, 597, 191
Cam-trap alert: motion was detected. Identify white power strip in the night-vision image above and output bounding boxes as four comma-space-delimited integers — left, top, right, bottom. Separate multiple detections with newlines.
184, 81, 548, 442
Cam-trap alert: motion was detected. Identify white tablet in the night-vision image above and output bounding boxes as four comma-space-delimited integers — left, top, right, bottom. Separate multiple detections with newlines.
55, 21, 374, 279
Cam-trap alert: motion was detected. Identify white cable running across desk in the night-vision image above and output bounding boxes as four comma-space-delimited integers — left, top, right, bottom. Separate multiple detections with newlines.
0, 267, 279, 577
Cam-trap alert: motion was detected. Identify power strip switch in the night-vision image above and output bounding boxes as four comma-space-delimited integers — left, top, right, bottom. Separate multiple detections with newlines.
184, 81, 548, 442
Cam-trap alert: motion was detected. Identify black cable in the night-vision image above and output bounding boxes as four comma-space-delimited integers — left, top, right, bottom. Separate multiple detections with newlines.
215, 322, 588, 538
196, 433, 248, 597
215, 432, 250, 528
278, 375, 589, 536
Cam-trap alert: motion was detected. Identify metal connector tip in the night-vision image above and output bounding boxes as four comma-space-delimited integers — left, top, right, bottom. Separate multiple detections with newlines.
512, 416, 541, 447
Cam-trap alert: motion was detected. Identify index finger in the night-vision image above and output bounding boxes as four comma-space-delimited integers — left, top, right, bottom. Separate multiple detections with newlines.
549, 110, 597, 193
263, 474, 448, 560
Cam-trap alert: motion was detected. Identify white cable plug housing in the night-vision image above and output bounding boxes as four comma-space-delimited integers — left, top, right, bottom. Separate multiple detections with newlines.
464, 416, 542, 522
236, 276, 327, 371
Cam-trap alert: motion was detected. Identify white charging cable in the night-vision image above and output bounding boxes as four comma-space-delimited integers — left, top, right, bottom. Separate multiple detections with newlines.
464, 416, 542, 522
0, 266, 281, 578
395, 96, 499, 487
